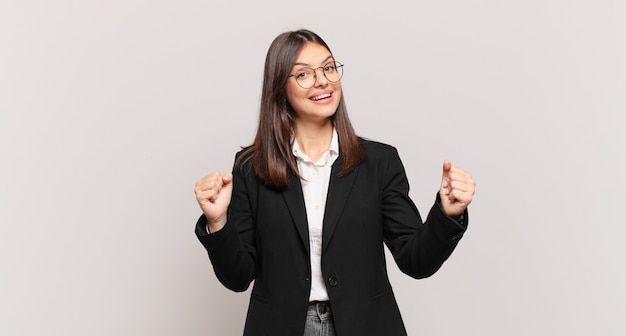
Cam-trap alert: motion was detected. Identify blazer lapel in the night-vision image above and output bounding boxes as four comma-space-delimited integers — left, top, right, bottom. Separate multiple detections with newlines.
281, 174, 310, 255
322, 156, 359, 252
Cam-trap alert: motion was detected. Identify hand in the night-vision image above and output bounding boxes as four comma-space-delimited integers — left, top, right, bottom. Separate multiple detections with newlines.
194, 172, 233, 232
439, 160, 475, 218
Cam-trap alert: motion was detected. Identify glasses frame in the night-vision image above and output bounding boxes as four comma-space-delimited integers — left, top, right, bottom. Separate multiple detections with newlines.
288, 61, 344, 89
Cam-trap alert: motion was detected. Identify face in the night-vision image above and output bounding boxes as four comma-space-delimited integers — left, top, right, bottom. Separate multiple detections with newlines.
286, 42, 342, 124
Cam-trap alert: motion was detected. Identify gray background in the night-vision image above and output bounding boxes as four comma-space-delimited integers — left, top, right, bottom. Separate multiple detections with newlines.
1, 0, 625, 335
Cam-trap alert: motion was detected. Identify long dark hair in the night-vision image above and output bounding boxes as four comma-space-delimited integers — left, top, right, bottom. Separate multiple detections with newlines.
237, 29, 365, 188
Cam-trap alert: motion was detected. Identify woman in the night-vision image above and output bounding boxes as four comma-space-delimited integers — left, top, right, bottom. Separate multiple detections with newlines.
194, 29, 476, 336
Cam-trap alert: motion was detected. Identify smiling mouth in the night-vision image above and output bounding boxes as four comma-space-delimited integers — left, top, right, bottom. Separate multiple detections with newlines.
310, 93, 331, 101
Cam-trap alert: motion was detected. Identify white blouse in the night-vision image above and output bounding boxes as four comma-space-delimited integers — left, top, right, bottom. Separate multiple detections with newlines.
292, 129, 339, 302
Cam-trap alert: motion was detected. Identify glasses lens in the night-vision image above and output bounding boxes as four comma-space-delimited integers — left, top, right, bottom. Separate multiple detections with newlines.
293, 62, 344, 89
324, 62, 343, 82
295, 68, 315, 89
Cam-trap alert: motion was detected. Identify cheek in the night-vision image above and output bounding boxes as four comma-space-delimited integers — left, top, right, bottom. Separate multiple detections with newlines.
332, 81, 342, 96
286, 85, 304, 105
286, 94, 301, 110
333, 85, 342, 106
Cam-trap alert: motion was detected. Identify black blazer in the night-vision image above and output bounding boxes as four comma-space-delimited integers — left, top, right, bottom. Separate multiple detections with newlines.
195, 140, 467, 336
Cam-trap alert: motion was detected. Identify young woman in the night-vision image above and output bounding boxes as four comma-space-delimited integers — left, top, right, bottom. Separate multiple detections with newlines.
194, 29, 476, 336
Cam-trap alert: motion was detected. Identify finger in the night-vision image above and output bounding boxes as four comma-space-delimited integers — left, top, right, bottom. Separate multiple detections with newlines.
448, 169, 473, 183
440, 160, 452, 195
448, 167, 475, 189
222, 173, 233, 185
195, 172, 224, 200
196, 171, 220, 186
443, 192, 457, 203
214, 173, 234, 201
195, 180, 219, 198
195, 180, 216, 194
442, 159, 452, 178
196, 189, 218, 204
449, 189, 473, 206
449, 180, 476, 193
440, 182, 455, 201
208, 172, 234, 201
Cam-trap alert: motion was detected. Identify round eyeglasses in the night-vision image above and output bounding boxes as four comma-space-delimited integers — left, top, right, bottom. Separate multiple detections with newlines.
288, 61, 344, 89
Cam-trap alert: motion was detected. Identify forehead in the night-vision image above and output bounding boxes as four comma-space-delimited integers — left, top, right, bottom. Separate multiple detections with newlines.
294, 42, 332, 65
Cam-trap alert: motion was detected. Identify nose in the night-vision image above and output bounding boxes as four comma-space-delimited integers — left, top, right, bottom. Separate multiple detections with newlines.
313, 68, 328, 87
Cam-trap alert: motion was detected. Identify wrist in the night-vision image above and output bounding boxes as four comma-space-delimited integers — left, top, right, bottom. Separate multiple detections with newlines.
206, 216, 227, 233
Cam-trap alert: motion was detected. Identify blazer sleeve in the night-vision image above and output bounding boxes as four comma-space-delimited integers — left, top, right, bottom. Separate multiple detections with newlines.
194, 157, 257, 292
381, 147, 468, 279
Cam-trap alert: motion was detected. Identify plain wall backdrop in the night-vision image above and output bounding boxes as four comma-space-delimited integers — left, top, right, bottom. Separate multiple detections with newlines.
1, 0, 624, 335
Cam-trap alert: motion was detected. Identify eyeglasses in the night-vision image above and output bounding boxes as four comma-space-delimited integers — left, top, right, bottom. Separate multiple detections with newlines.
288, 61, 344, 89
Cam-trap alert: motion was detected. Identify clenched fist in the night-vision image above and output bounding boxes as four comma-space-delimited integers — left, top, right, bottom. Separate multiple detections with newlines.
439, 160, 475, 218
194, 172, 233, 233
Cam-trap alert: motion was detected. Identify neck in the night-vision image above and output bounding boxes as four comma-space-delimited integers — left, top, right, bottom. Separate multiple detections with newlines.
295, 119, 334, 162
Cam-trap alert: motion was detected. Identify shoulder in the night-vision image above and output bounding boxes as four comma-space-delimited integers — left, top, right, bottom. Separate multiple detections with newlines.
233, 146, 255, 177
235, 145, 253, 158
359, 138, 400, 158
353, 138, 407, 183
355, 138, 405, 174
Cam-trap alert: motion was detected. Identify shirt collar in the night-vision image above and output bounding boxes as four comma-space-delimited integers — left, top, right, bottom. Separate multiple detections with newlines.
292, 128, 339, 164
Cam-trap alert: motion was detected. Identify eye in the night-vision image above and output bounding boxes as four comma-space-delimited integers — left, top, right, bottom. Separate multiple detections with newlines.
295, 69, 312, 79
323, 64, 336, 73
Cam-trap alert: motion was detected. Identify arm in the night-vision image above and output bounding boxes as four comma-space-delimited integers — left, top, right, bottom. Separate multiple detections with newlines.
382, 149, 474, 278
194, 160, 257, 292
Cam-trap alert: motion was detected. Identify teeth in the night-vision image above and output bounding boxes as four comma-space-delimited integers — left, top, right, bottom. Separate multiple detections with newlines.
311, 93, 331, 101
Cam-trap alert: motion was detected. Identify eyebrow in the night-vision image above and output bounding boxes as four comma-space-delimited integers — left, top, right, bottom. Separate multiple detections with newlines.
293, 55, 334, 67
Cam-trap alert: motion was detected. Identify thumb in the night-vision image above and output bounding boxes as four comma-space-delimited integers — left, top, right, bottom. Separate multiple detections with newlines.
440, 160, 452, 197
211, 173, 233, 205
221, 173, 233, 187
442, 159, 452, 178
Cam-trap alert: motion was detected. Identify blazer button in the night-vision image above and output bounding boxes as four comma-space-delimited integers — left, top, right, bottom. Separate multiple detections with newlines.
328, 276, 338, 287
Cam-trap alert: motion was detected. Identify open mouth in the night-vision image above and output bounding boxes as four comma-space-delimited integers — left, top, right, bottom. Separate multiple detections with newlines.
310, 93, 332, 101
